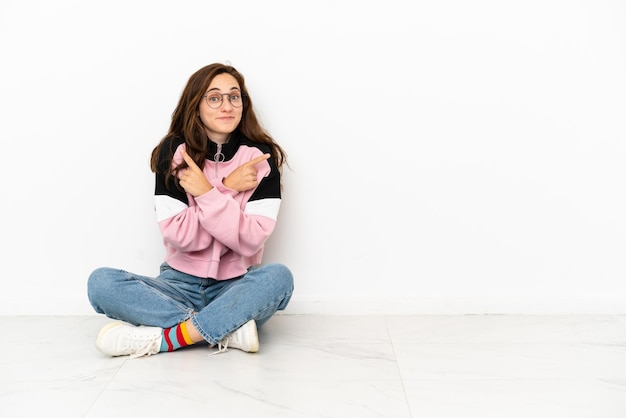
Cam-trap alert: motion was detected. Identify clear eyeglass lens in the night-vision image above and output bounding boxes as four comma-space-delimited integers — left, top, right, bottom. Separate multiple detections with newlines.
206, 93, 243, 108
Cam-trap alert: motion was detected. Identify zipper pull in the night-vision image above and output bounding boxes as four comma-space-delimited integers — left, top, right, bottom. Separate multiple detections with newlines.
214, 144, 225, 177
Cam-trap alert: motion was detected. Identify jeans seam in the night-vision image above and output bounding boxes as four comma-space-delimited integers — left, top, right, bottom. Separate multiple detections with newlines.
136, 279, 191, 318
190, 314, 215, 345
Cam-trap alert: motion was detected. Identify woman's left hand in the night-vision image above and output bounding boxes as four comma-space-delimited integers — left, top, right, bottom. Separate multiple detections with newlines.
179, 150, 213, 197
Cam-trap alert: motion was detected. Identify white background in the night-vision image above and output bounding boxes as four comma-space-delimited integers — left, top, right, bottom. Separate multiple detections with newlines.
0, 0, 624, 315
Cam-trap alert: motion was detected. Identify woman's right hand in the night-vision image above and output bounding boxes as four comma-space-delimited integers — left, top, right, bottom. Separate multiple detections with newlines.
179, 150, 214, 197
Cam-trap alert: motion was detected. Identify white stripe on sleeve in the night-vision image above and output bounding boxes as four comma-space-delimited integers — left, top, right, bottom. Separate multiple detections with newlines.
244, 198, 281, 220
154, 195, 188, 222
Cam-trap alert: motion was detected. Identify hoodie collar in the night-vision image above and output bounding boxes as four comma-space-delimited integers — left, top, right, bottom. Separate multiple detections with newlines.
207, 130, 241, 162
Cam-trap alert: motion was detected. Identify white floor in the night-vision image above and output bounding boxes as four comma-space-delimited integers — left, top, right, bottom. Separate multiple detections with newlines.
1, 315, 625, 417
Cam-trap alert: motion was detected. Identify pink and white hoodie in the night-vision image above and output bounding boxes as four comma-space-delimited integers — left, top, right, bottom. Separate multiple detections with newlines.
153, 132, 281, 280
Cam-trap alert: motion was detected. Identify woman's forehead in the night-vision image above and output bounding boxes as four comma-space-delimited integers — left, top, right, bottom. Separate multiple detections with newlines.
207, 73, 240, 91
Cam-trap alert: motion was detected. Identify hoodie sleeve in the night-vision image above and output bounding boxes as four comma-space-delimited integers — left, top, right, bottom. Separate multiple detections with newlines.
155, 141, 280, 257
192, 147, 280, 257
154, 139, 218, 253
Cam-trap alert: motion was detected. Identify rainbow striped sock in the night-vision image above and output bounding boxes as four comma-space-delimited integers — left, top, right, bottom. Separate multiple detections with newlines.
160, 322, 194, 352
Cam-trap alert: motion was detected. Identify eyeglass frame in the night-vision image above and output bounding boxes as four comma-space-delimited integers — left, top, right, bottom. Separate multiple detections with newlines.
201, 91, 245, 109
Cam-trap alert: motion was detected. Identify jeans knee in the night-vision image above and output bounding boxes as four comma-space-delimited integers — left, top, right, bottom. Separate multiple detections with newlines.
88, 267, 108, 290
266, 263, 294, 291
87, 267, 119, 309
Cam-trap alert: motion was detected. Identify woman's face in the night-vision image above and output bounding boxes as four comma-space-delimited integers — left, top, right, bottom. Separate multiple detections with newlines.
199, 73, 243, 144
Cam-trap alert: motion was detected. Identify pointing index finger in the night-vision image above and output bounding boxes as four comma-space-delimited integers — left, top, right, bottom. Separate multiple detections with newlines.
245, 153, 271, 167
181, 149, 202, 171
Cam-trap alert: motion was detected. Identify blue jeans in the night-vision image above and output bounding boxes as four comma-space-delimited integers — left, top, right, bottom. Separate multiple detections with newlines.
87, 262, 294, 345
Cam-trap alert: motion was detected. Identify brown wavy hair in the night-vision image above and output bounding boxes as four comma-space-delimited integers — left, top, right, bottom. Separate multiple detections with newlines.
150, 63, 287, 184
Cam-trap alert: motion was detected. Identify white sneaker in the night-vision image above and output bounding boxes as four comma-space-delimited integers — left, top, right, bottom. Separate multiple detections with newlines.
96, 321, 162, 358
213, 320, 259, 354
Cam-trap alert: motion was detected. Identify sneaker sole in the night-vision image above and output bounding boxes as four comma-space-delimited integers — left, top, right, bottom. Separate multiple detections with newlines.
95, 321, 124, 354
243, 319, 259, 353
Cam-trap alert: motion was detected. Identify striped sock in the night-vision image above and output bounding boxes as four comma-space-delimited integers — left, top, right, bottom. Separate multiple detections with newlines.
160, 322, 194, 352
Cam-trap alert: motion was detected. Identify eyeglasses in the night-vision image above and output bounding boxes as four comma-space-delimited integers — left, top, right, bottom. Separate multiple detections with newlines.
202, 91, 244, 109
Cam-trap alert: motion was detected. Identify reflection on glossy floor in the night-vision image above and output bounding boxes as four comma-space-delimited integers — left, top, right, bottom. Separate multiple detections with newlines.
1, 314, 625, 417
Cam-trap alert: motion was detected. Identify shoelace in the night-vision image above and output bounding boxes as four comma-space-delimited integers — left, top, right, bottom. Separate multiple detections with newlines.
128, 337, 161, 359
209, 332, 237, 356
210, 341, 229, 356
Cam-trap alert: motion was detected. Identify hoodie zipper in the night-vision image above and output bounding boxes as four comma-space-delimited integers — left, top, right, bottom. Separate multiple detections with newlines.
214, 144, 225, 178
